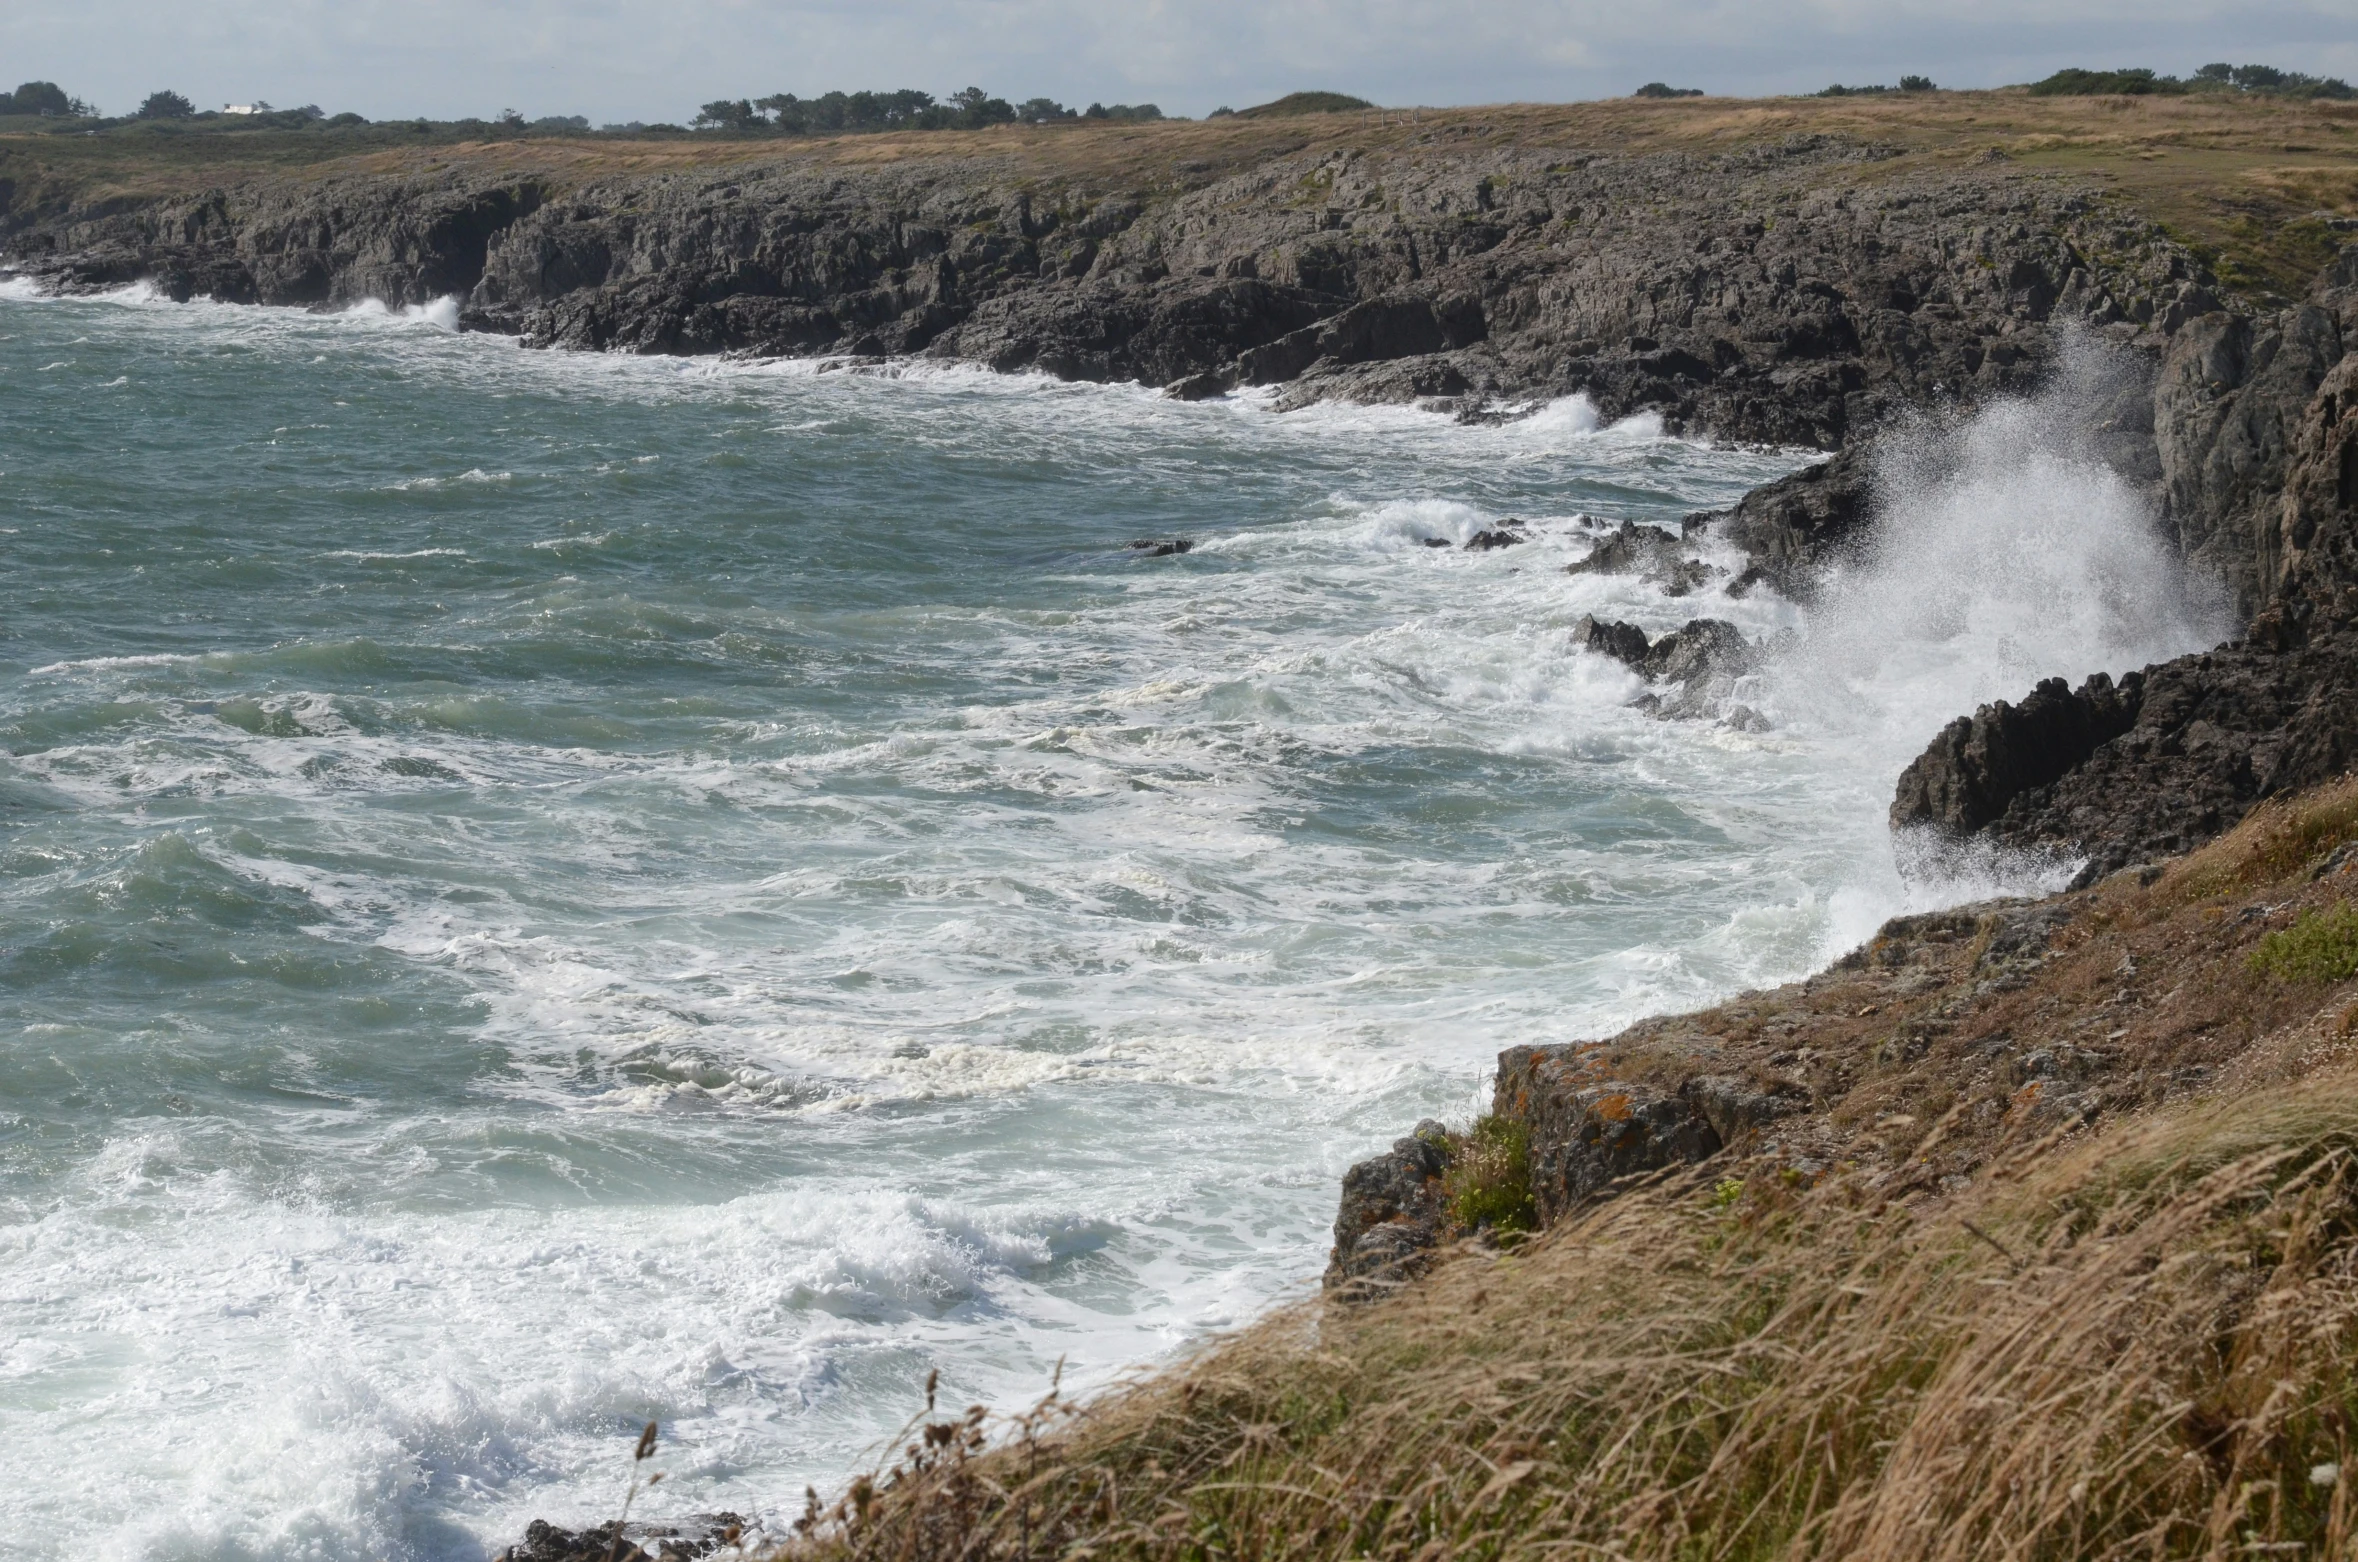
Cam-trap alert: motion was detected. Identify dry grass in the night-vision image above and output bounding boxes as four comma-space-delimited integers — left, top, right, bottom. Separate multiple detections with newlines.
765, 782, 2358, 1562
778, 1074, 2358, 1561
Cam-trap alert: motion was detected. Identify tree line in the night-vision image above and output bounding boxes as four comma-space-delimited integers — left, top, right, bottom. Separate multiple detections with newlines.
692, 87, 1164, 134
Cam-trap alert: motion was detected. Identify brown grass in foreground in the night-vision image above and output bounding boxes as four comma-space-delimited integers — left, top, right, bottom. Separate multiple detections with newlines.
773, 783, 2358, 1561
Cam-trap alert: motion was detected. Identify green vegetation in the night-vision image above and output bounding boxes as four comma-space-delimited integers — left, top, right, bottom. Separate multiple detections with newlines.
1816, 76, 1936, 97
1443, 1115, 1535, 1234
1633, 83, 1703, 99
2030, 62, 2354, 99
2252, 902, 2358, 984
1, 80, 86, 117
1233, 91, 1375, 117
135, 90, 193, 120
692, 88, 1164, 135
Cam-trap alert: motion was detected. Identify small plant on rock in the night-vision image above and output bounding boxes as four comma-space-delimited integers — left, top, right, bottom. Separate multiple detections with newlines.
1445, 1115, 1536, 1234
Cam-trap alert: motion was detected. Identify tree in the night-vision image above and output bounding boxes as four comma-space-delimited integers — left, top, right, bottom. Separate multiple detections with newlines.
9, 80, 75, 116
1899, 74, 1935, 92
693, 98, 760, 131
948, 86, 1015, 128
138, 90, 195, 118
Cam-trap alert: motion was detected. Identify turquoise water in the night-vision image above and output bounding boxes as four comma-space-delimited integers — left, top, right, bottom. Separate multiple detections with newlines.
0, 284, 2219, 1560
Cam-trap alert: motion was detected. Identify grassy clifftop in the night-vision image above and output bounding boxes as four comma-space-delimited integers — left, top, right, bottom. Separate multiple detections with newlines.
5, 90, 2355, 302
763, 780, 2358, 1561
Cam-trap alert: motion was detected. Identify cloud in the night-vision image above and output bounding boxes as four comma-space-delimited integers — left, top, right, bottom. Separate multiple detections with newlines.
3, 0, 2351, 124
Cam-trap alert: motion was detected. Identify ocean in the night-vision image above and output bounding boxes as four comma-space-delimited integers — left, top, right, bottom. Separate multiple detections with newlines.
0, 283, 2222, 1560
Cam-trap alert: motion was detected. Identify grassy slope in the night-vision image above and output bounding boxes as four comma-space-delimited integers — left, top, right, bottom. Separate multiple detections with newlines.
4, 90, 2355, 300
780, 782, 2358, 1561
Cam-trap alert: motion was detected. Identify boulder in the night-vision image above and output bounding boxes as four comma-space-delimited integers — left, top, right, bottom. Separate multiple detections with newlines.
1492, 1048, 1721, 1223
1324, 1120, 1454, 1292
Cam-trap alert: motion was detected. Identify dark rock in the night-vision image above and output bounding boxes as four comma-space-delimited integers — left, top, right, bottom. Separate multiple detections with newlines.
1563, 520, 1681, 576
0, 137, 2216, 444
1640, 617, 1753, 685
1128, 537, 1194, 557
1978, 631, 2358, 884
1571, 613, 1652, 669
1564, 520, 1728, 595
1421, 535, 1454, 548
1715, 445, 1872, 597
1492, 1047, 1721, 1223
1324, 1119, 1453, 1292
498, 1514, 747, 1562
1889, 671, 2145, 836
1462, 524, 1524, 550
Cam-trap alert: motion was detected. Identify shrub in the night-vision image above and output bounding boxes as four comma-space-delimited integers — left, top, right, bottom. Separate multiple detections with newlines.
2251, 903, 2358, 984
1899, 74, 1935, 91
1634, 82, 1703, 99
137, 89, 193, 119
1444, 1114, 1536, 1233
2028, 67, 2182, 96
1235, 91, 1375, 117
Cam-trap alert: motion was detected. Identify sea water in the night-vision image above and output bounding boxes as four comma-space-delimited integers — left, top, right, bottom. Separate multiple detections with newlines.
0, 285, 2224, 1560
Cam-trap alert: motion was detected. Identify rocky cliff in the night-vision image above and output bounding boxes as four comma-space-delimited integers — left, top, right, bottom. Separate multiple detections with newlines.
2, 132, 2214, 454
1889, 246, 2358, 883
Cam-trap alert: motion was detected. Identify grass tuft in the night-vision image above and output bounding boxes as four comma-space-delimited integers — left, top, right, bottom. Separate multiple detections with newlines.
2253, 902, 2358, 984
1444, 1114, 1535, 1234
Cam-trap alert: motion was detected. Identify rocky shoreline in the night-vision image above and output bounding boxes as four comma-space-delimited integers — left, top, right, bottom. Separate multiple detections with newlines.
8, 108, 2358, 1544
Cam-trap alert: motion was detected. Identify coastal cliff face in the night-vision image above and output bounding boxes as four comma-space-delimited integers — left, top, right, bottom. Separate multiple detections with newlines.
4, 135, 2210, 453
1888, 247, 2358, 883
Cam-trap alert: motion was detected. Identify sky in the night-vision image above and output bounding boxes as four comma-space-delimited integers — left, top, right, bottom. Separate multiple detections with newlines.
4, 0, 2355, 125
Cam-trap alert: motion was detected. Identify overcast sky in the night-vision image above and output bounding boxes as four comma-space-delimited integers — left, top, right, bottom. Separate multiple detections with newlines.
6, 0, 2354, 124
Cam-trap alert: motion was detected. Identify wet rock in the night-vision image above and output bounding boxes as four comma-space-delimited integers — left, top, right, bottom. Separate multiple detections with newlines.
1127, 537, 1194, 557
1462, 523, 1525, 550
1324, 1119, 1453, 1293
1572, 613, 1652, 669
1889, 672, 2145, 836
1493, 1048, 1721, 1222
1714, 445, 1872, 598
1564, 520, 1682, 576
1640, 617, 1753, 686
1563, 519, 1722, 594
1979, 631, 2358, 884
498, 1514, 747, 1562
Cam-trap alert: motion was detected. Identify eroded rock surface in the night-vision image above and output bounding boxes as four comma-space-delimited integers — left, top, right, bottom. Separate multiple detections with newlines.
1, 135, 2220, 445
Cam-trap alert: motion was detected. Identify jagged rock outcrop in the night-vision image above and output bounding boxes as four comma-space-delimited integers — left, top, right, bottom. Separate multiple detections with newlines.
1572, 613, 1759, 719
1325, 1120, 1454, 1291
1714, 445, 1873, 596
1895, 242, 2358, 876
1890, 672, 2146, 836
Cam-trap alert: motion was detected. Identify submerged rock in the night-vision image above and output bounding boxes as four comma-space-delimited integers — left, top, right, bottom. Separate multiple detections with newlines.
1563, 519, 1724, 595
1572, 614, 1760, 718
1462, 522, 1525, 551
1127, 537, 1194, 557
